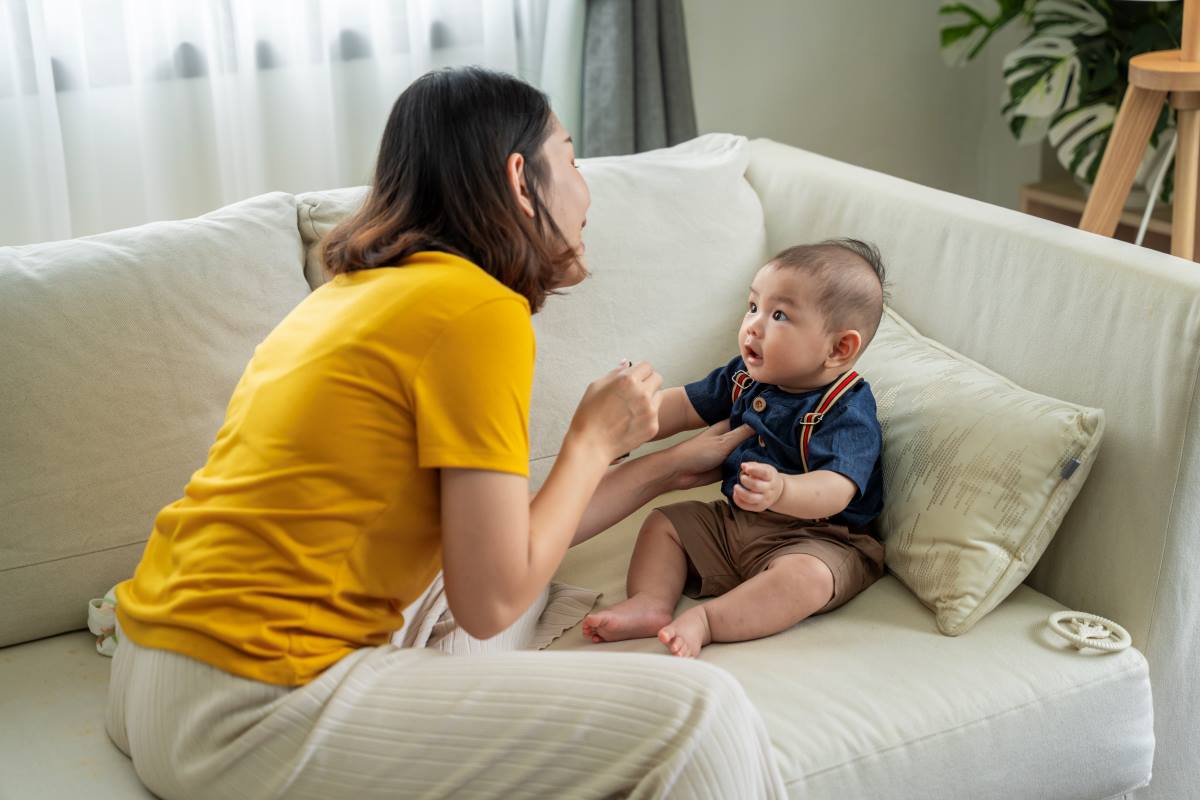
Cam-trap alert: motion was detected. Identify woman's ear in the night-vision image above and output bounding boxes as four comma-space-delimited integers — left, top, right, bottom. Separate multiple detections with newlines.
826, 330, 863, 369
506, 152, 536, 219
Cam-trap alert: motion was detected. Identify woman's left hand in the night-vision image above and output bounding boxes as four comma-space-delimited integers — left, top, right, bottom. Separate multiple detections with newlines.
664, 421, 754, 491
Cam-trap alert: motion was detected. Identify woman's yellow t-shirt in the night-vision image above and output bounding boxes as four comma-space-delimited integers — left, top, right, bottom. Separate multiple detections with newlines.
116, 251, 534, 686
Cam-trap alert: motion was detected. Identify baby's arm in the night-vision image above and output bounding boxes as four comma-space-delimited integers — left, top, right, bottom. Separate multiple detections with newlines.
732, 463, 857, 519
652, 386, 708, 441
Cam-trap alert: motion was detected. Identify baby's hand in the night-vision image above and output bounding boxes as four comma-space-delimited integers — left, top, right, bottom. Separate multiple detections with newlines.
733, 461, 783, 513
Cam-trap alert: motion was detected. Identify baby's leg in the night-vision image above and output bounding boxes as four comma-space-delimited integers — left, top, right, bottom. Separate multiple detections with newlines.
582, 510, 688, 643
659, 553, 834, 657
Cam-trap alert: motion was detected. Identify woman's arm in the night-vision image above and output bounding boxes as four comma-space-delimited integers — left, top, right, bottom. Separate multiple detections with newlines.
440, 362, 661, 639
570, 420, 753, 547
652, 386, 707, 441
441, 436, 610, 639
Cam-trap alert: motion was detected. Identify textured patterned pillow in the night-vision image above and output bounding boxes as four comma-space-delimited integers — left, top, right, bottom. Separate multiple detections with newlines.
857, 308, 1105, 635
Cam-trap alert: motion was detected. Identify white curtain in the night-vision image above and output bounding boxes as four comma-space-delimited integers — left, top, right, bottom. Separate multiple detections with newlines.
0, 0, 585, 246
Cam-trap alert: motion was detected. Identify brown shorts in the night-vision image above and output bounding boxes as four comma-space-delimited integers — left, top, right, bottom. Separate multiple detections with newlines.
656, 499, 886, 614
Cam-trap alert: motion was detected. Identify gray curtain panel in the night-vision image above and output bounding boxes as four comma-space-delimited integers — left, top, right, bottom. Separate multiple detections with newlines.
581, 0, 698, 157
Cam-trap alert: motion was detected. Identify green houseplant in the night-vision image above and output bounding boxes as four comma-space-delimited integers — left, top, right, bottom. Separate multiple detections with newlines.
940, 0, 1183, 201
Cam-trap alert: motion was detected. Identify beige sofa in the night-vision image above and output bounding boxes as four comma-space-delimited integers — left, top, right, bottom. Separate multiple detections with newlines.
2, 135, 1195, 799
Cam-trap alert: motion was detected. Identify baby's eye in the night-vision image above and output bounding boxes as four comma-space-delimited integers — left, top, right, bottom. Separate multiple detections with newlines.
772, 310, 788, 321
748, 301, 758, 313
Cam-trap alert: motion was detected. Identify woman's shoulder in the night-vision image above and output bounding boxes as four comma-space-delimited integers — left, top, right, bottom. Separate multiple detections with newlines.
360, 251, 529, 314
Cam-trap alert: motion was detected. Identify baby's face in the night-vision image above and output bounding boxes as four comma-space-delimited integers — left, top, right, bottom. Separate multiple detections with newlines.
738, 263, 835, 392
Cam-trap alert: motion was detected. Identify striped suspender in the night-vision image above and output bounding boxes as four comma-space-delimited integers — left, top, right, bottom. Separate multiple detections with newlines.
798, 370, 862, 472
730, 368, 862, 472
730, 370, 754, 402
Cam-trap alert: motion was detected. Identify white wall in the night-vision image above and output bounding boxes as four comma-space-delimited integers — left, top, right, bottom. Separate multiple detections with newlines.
682, 0, 1040, 209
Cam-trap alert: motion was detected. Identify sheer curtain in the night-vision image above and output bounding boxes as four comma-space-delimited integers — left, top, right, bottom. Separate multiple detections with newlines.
0, 0, 585, 246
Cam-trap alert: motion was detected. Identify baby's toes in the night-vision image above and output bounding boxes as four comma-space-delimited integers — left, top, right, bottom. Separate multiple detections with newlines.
659, 628, 686, 657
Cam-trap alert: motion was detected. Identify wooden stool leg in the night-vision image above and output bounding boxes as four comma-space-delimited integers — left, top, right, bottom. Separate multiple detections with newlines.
1081, 86, 1166, 237
1175, 107, 1200, 259
1195, 146, 1200, 261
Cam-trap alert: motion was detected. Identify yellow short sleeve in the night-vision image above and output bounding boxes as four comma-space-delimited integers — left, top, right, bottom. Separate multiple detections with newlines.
413, 297, 535, 476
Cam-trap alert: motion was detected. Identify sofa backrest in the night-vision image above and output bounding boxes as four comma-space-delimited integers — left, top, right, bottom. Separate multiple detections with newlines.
0, 193, 312, 647
1, 135, 767, 649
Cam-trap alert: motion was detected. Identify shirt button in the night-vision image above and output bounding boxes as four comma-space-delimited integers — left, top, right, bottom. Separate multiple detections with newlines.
752, 397, 767, 413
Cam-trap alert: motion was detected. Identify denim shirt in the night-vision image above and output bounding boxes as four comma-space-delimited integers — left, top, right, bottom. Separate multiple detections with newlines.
684, 355, 885, 532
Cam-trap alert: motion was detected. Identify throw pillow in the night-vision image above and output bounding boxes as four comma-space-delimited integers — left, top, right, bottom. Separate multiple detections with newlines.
857, 308, 1105, 636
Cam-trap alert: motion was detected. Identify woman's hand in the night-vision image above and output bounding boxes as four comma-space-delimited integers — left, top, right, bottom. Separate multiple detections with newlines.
663, 420, 754, 491
567, 361, 662, 462
732, 461, 784, 512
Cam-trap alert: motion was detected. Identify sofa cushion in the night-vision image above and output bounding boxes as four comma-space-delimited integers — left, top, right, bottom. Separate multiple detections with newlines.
296, 186, 366, 289
0, 631, 154, 799
549, 487, 1154, 799
298, 134, 769, 486
0, 193, 311, 648
857, 308, 1104, 635
0, 490, 1153, 800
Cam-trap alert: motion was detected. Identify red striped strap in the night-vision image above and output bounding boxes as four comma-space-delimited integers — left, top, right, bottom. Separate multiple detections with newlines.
799, 370, 862, 472
730, 370, 754, 403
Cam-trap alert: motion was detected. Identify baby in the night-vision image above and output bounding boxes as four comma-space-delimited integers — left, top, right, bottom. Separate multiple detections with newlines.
583, 239, 888, 657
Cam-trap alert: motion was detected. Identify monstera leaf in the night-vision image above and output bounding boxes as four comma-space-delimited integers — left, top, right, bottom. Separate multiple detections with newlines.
1049, 102, 1174, 200
939, 0, 1178, 201
1004, 37, 1082, 120
1047, 102, 1115, 183
939, 0, 1030, 66
1030, 0, 1106, 37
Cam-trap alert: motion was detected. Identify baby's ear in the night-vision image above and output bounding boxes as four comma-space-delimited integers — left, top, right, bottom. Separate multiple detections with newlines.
829, 330, 863, 366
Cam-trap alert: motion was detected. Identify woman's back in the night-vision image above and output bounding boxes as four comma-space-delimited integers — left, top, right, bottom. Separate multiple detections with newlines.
116, 251, 535, 686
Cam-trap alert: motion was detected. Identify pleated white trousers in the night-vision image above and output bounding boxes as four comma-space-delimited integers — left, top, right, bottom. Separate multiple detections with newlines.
106, 631, 785, 799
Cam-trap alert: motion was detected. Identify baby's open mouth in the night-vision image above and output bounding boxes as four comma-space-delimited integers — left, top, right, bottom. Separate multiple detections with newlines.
743, 343, 763, 365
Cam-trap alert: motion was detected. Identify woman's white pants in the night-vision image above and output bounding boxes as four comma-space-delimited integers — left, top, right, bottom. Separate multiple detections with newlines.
106, 633, 785, 799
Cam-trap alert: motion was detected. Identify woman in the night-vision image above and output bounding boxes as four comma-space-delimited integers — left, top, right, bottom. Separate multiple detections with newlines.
107, 66, 784, 799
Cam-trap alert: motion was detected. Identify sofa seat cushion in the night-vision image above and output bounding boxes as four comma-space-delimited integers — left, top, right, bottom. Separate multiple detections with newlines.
550, 487, 1155, 800
0, 488, 1154, 800
0, 631, 154, 799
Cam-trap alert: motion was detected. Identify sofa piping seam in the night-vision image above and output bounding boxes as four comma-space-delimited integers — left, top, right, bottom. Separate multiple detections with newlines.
1, 538, 147, 573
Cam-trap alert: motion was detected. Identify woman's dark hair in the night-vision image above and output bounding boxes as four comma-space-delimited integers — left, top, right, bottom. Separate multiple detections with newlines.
321, 67, 577, 312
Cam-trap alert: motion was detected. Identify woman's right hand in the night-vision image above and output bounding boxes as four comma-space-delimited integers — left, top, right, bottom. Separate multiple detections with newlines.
663, 420, 755, 491
567, 361, 662, 462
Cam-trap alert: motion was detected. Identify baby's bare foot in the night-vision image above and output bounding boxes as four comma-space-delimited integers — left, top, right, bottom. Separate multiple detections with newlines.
582, 594, 675, 643
657, 606, 712, 658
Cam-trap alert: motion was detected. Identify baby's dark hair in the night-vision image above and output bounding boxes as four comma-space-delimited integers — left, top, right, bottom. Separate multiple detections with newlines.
770, 238, 888, 349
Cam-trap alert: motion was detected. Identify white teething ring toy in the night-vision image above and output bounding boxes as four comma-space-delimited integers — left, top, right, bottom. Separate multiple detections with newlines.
1048, 611, 1131, 653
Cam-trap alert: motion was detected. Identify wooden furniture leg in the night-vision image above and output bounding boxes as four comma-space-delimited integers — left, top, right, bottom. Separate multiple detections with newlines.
1195, 143, 1200, 261
1173, 96, 1200, 258
1080, 86, 1166, 237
